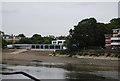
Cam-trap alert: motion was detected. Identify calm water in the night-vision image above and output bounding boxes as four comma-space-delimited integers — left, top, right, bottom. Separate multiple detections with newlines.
1, 62, 119, 81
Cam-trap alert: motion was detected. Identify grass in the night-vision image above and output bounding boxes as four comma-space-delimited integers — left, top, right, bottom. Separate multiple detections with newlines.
75, 49, 120, 58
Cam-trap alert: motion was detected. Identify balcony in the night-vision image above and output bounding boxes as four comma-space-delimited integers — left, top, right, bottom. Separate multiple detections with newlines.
111, 37, 120, 40
111, 42, 120, 45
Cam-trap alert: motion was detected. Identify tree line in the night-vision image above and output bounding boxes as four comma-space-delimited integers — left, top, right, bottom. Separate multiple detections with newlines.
2, 34, 66, 47
17, 34, 55, 44
2, 17, 120, 50
66, 17, 120, 52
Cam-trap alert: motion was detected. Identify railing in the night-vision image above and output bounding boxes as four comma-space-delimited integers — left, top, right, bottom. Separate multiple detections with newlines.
0, 71, 40, 81
111, 42, 120, 45
111, 37, 120, 40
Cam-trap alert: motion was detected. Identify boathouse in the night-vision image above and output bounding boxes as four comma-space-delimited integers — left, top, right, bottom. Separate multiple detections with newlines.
7, 40, 66, 50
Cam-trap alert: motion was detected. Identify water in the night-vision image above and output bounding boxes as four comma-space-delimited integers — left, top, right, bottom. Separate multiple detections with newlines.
1, 62, 119, 81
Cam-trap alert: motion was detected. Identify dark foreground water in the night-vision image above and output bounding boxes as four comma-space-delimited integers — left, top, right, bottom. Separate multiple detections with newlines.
0, 62, 119, 81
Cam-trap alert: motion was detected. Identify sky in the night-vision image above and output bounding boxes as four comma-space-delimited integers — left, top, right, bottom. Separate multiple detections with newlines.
1, 2, 119, 37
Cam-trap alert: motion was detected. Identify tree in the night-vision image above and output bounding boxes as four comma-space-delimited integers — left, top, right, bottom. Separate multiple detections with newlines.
6, 40, 13, 45
106, 18, 120, 33
31, 34, 41, 38
18, 38, 32, 44
18, 34, 26, 37
71, 18, 98, 49
17, 34, 55, 44
2, 38, 7, 47
31, 34, 43, 44
43, 35, 55, 44
67, 17, 120, 52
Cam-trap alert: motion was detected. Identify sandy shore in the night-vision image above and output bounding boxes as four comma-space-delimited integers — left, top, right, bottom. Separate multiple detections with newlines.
2, 49, 119, 68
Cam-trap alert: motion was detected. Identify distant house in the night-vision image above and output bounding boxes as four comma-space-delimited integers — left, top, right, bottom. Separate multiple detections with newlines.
0, 31, 21, 43
111, 29, 120, 49
105, 29, 120, 49
0, 31, 4, 36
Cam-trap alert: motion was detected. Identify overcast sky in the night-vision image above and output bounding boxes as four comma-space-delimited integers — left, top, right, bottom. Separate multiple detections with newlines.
1, 2, 118, 37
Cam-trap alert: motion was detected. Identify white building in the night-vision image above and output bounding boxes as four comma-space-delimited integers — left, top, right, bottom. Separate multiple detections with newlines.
3, 35, 21, 41
111, 29, 120, 49
7, 39, 67, 50
52, 40, 65, 45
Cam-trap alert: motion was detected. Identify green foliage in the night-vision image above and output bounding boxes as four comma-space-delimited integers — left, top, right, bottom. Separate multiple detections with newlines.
32, 34, 42, 38
42, 35, 54, 44
67, 18, 120, 52
2, 38, 7, 47
17, 34, 55, 44
106, 18, 120, 33
18, 38, 32, 44
6, 40, 13, 45
18, 34, 26, 37
31, 34, 42, 44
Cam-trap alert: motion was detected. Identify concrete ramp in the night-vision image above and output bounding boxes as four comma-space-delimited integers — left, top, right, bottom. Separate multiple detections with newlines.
10, 49, 28, 54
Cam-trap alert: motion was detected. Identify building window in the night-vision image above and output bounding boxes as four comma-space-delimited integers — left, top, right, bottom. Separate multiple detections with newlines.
45, 45, 48, 49
117, 30, 119, 32
6, 37, 9, 39
55, 45, 60, 49
50, 45, 54, 49
41, 45, 43, 49
36, 45, 39, 49
32, 45, 35, 49
53, 42, 56, 44
105, 40, 111, 42
58, 41, 62, 44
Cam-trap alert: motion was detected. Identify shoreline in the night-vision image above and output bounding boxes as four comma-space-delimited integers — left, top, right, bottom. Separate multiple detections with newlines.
2, 49, 119, 68
2, 49, 120, 61
55, 54, 119, 61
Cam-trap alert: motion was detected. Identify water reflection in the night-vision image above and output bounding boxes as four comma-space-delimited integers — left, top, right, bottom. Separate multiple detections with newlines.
1, 62, 119, 81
